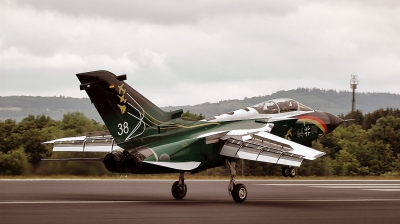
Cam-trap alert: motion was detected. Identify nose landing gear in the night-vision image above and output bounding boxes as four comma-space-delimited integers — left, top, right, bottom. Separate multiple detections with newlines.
227, 159, 247, 203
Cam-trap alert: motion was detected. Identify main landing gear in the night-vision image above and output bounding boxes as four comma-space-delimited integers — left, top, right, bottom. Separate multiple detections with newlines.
226, 159, 247, 203
170, 159, 247, 202
282, 167, 296, 178
171, 172, 187, 199
170, 165, 295, 202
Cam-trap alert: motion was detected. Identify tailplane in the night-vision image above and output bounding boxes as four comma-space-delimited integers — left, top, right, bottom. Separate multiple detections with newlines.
77, 70, 182, 143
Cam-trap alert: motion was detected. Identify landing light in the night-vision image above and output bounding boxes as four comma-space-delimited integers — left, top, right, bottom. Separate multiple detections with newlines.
80, 84, 90, 90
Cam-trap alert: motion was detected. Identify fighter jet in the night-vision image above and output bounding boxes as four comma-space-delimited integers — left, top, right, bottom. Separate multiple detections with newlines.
44, 70, 343, 202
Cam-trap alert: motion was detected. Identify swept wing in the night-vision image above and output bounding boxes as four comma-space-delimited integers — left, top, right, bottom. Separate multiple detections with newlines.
219, 131, 325, 167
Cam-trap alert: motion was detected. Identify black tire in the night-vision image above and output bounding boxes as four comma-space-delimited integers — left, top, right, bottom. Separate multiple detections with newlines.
288, 167, 296, 178
171, 181, 187, 199
232, 183, 247, 203
282, 167, 289, 177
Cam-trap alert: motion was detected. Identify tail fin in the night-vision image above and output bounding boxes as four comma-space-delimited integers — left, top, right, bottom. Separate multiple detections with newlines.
77, 70, 182, 143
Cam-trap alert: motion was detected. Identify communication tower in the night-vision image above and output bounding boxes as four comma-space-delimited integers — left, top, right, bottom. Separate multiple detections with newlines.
350, 74, 359, 112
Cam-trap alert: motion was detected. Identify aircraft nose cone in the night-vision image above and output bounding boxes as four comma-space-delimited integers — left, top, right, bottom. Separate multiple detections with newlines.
325, 112, 344, 133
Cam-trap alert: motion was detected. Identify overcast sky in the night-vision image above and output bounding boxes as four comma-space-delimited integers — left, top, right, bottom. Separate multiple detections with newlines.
1, 0, 399, 106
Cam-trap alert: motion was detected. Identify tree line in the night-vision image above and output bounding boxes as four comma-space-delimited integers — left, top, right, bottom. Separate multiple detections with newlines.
0, 108, 399, 176
0, 112, 106, 175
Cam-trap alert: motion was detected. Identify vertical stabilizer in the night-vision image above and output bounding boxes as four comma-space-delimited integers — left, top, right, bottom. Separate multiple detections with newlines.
77, 70, 182, 143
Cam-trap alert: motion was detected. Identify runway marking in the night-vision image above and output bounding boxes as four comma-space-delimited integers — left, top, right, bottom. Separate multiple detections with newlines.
253, 199, 400, 202
1, 198, 400, 204
309, 185, 400, 189
1, 179, 400, 182
255, 184, 400, 186
362, 189, 400, 191
0, 201, 136, 204
255, 183, 400, 192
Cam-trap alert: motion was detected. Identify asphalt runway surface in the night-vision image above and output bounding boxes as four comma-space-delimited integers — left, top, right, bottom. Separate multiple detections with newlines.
1, 179, 400, 224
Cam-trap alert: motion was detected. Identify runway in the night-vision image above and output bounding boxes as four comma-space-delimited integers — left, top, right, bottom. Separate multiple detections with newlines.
1, 179, 400, 224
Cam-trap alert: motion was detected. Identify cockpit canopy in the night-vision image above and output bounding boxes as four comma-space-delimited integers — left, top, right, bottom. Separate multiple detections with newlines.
251, 98, 313, 114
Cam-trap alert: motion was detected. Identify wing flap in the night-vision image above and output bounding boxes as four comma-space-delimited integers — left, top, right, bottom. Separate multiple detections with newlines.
255, 132, 324, 160
276, 155, 304, 167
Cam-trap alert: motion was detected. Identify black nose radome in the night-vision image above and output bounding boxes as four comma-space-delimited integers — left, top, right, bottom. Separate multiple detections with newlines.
325, 112, 344, 133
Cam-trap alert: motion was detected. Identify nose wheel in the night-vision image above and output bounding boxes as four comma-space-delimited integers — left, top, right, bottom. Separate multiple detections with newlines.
232, 183, 247, 202
226, 159, 247, 203
282, 167, 296, 178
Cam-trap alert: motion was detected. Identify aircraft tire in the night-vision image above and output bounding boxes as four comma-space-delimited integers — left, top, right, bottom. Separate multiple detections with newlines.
282, 167, 289, 177
171, 181, 187, 199
232, 183, 247, 203
288, 167, 296, 178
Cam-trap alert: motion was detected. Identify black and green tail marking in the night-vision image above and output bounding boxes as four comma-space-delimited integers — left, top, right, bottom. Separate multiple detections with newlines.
77, 70, 182, 143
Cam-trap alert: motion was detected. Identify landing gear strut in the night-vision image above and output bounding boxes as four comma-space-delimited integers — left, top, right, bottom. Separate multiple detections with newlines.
282, 167, 296, 178
171, 172, 187, 199
226, 159, 247, 203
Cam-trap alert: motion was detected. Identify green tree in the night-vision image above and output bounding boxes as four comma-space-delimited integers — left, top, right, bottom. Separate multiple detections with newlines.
299, 157, 332, 176
6, 115, 56, 165
181, 110, 205, 121
331, 149, 360, 176
23, 129, 51, 165
363, 108, 400, 130
0, 119, 17, 151
318, 129, 342, 159
396, 154, 400, 174
361, 141, 394, 175
0, 147, 31, 175
0, 119, 18, 153
0, 113, 108, 175
59, 112, 103, 135
298, 141, 332, 176
367, 116, 400, 155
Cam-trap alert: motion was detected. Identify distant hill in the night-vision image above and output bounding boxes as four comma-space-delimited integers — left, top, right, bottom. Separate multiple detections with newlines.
163, 88, 400, 118
1, 88, 399, 122
0, 96, 101, 122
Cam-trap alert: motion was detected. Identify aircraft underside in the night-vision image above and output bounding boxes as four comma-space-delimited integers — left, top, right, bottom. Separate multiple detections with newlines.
104, 154, 297, 203
45, 134, 300, 202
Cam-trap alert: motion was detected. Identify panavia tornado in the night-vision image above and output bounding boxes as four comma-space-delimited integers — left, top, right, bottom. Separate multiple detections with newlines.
44, 70, 343, 203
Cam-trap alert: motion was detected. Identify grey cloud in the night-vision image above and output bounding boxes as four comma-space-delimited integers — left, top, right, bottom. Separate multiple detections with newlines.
11, 0, 298, 24
1, 0, 399, 106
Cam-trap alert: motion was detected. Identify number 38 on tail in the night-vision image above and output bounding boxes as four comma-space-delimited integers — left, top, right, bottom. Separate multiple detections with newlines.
44, 70, 343, 203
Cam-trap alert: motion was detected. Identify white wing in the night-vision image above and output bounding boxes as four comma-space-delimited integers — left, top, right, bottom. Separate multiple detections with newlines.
217, 128, 325, 167
43, 135, 119, 152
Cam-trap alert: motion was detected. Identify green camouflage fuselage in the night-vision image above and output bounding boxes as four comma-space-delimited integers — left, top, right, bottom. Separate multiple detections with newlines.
77, 70, 342, 174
